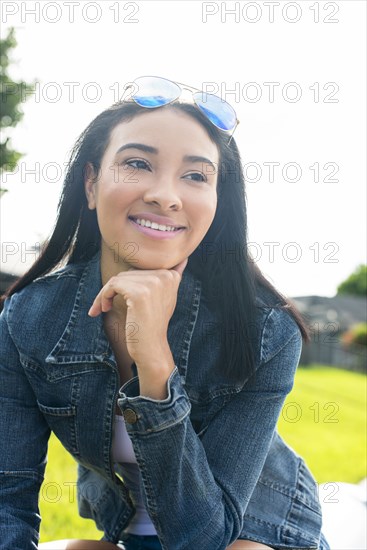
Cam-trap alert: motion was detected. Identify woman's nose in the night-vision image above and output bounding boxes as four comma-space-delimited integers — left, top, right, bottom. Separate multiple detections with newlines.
142, 180, 183, 210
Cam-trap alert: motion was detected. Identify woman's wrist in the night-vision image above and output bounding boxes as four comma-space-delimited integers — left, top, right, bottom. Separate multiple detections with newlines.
135, 343, 175, 400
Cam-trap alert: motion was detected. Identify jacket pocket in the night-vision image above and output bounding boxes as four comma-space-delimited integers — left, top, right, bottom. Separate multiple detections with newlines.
37, 401, 79, 456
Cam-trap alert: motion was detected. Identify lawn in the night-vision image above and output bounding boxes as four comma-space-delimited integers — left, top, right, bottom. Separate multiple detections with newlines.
39, 365, 366, 542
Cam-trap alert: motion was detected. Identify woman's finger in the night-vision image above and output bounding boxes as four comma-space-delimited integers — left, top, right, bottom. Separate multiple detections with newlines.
88, 260, 187, 318
88, 283, 118, 316
171, 257, 188, 277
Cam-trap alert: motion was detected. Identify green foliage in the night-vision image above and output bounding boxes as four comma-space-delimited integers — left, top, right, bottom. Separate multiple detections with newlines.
0, 27, 34, 176
337, 264, 367, 297
38, 365, 366, 542
341, 322, 367, 347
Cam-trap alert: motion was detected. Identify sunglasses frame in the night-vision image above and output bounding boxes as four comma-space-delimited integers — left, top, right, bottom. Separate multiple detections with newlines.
121, 76, 240, 144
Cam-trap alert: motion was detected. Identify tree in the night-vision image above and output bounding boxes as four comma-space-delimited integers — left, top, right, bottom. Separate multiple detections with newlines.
337, 264, 367, 297
341, 323, 367, 347
0, 27, 34, 192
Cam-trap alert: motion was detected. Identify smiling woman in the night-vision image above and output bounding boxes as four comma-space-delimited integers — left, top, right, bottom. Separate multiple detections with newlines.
0, 76, 330, 550
84, 108, 219, 279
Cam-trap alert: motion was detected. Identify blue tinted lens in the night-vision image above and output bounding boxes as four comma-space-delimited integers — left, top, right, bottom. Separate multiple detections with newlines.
132, 77, 181, 108
193, 92, 237, 131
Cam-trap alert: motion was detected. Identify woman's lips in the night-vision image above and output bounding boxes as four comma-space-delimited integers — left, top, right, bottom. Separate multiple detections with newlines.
128, 218, 186, 240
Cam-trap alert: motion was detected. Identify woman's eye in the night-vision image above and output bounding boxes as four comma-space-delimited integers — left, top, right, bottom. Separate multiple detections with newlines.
184, 172, 206, 183
124, 159, 151, 171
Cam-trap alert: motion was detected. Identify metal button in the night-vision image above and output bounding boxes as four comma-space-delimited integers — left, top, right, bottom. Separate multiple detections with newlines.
123, 408, 138, 424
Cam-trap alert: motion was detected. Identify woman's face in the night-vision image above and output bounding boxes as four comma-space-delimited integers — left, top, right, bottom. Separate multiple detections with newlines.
85, 108, 219, 273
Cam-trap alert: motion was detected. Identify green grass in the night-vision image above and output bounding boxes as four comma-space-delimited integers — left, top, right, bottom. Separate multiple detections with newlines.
39, 438, 101, 541
39, 365, 366, 542
277, 365, 366, 483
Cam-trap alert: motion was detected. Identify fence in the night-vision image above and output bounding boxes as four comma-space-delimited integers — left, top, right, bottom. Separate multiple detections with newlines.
300, 340, 366, 372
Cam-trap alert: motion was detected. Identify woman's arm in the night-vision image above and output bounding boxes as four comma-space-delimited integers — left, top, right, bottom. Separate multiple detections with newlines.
0, 298, 51, 550
117, 310, 303, 550
90, 264, 302, 549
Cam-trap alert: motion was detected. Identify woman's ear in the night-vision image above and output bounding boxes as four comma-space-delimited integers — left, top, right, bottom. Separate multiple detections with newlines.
84, 162, 97, 210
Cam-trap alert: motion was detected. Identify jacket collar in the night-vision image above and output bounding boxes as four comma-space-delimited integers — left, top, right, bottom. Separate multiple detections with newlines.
46, 252, 202, 381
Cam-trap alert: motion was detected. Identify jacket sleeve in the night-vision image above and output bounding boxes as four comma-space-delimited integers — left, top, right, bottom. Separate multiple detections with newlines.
118, 308, 302, 550
0, 297, 50, 550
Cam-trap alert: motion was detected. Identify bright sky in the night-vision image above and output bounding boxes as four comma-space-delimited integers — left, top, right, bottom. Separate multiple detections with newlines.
0, 0, 366, 297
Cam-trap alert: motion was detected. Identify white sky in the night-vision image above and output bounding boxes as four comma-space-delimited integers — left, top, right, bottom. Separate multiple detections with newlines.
0, 0, 366, 297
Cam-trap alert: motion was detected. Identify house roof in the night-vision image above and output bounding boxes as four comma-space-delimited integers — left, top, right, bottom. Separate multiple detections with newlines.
292, 294, 367, 331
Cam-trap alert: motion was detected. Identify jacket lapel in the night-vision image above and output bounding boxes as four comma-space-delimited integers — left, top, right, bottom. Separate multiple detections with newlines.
46, 253, 202, 385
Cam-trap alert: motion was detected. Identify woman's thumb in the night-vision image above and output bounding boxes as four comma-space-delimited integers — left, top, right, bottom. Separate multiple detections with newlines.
171, 258, 188, 277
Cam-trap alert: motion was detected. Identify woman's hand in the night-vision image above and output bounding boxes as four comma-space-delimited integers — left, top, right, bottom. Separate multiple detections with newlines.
88, 258, 188, 397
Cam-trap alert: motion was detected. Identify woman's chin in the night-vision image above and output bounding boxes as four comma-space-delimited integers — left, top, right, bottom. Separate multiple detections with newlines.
129, 261, 179, 271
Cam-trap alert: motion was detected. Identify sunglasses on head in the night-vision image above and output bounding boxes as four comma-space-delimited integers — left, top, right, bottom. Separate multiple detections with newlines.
121, 76, 239, 143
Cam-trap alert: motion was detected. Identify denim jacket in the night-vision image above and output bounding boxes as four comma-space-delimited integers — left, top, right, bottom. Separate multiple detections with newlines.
0, 253, 327, 550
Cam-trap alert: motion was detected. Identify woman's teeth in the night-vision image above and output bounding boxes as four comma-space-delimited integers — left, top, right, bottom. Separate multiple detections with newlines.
134, 218, 179, 232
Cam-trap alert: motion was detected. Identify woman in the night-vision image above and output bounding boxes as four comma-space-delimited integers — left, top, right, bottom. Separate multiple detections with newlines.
0, 76, 330, 550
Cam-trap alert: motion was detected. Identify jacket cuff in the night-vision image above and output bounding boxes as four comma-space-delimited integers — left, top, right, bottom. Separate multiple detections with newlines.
117, 367, 191, 434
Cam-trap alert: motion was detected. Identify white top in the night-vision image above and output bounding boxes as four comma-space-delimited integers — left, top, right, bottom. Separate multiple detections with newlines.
112, 414, 157, 536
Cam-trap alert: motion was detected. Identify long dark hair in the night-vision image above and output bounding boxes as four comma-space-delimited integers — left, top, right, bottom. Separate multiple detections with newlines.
1, 100, 310, 383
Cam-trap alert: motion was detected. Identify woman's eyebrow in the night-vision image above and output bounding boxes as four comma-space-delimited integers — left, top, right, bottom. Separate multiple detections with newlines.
183, 155, 216, 171
115, 143, 158, 155
115, 143, 216, 171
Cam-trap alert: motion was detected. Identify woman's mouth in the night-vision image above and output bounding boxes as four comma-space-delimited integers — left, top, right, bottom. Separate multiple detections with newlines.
128, 217, 186, 240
